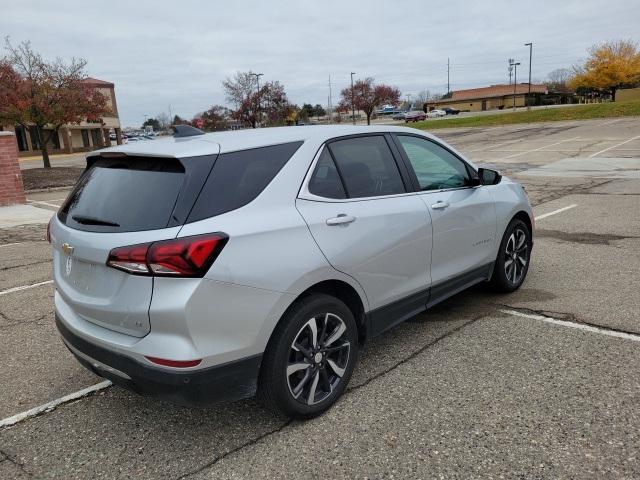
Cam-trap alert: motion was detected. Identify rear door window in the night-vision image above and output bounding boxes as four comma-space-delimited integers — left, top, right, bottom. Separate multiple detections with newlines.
308, 148, 347, 199
58, 156, 211, 232
187, 141, 303, 222
328, 136, 405, 198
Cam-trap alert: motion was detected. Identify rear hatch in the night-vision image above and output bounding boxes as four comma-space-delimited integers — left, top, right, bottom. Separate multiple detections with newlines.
53, 151, 218, 337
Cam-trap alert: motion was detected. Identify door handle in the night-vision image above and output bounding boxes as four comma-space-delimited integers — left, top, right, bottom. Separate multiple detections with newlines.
431, 201, 450, 210
326, 214, 356, 226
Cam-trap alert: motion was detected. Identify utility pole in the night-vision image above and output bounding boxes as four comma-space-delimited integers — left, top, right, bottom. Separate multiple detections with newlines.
328, 75, 333, 124
252, 73, 264, 127
350, 72, 356, 125
508, 58, 514, 84
510, 61, 521, 111
525, 43, 533, 110
447, 57, 450, 94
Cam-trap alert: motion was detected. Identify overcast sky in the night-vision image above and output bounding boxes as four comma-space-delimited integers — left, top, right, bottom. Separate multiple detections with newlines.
3, 0, 640, 127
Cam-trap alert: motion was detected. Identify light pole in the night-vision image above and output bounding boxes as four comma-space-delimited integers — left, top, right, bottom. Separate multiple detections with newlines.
252, 73, 264, 127
350, 72, 356, 125
510, 62, 521, 111
525, 43, 532, 109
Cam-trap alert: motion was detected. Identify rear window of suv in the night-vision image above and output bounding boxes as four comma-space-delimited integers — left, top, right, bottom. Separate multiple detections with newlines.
58, 156, 199, 233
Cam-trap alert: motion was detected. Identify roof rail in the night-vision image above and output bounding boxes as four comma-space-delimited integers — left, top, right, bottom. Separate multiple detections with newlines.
171, 125, 205, 137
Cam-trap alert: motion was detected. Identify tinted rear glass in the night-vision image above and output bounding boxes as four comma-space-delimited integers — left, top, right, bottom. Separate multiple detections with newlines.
308, 148, 346, 199
59, 157, 189, 232
187, 141, 303, 222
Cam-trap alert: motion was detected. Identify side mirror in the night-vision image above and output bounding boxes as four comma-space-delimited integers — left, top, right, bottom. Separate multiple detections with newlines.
478, 167, 502, 185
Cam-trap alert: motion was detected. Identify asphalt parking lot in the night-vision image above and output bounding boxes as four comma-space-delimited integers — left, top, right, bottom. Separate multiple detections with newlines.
1, 117, 639, 479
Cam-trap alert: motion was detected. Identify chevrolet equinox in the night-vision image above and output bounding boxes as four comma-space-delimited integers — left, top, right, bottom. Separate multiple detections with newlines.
51, 125, 533, 418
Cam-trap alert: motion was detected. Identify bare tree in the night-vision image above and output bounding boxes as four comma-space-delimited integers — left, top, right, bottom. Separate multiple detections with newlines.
413, 90, 432, 106
156, 111, 170, 131
222, 71, 258, 108
547, 68, 572, 91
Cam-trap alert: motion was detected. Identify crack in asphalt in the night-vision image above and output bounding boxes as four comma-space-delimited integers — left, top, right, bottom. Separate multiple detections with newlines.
176, 419, 294, 479
0, 447, 33, 478
0, 311, 54, 331
176, 315, 484, 479
346, 316, 483, 394
500, 305, 640, 337
0, 260, 50, 272
578, 192, 640, 196
525, 179, 613, 207
567, 140, 601, 157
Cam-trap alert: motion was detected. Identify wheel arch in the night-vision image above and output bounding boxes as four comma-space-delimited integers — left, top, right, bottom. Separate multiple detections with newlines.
512, 210, 533, 235
267, 279, 369, 351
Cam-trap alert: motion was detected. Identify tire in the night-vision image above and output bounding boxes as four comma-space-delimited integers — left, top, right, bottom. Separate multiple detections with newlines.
257, 293, 359, 419
490, 218, 532, 292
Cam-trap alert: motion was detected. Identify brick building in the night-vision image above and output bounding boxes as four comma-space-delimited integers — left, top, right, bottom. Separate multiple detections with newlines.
426, 83, 572, 112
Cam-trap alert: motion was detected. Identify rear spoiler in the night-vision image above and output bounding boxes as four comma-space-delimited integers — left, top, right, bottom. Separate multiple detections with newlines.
171, 125, 205, 137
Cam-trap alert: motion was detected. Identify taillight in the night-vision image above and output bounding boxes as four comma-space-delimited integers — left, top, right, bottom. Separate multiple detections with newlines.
106, 233, 228, 277
107, 243, 149, 274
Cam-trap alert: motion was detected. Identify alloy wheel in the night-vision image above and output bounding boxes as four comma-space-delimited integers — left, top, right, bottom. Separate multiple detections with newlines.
286, 313, 351, 405
504, 227, 529, 284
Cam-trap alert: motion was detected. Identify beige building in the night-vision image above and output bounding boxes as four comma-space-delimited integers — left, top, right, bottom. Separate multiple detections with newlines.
1, 77, 123, 156
427, 83, 550, 112
616, 87, 640, 102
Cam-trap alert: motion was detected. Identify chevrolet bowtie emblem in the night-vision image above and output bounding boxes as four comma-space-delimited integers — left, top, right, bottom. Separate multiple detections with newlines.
62, 243, 74, 255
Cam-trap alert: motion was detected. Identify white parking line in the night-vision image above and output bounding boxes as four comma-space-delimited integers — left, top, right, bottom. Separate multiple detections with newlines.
26, 197, 67, 203
0, 240, 46, 248
534, 204, 577, 221
0, 280, 53, 296
27, 200, 62, 208
499, 137, 581, 160
500, 309, 640, 342
589, 134, 640, 158
0, 380, 112, 429
467, 139, 522, 153
600, 118, 624, 126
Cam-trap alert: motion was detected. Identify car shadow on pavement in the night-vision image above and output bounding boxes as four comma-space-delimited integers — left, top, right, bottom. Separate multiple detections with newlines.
1, 286, 497, 479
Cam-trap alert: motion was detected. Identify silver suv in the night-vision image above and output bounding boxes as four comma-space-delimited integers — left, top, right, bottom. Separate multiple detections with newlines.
51, 125, 533, 418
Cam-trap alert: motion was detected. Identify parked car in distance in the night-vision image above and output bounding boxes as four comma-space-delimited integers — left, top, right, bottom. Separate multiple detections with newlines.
427, 109, 446, 118
443, 107, 460, 115
404, 110, 427, 122
51, 125, 533, 419
392, 112, 407, 120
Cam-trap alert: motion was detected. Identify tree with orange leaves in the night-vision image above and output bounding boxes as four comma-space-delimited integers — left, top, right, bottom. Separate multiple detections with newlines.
0, 39, 108, 168
569, 40, 640, 101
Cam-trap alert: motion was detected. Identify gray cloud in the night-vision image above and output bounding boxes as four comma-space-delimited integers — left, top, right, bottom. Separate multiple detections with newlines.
3, 0, 639, 126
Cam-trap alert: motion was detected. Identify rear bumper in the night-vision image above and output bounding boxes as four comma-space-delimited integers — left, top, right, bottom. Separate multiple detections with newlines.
56, 314, 262, 406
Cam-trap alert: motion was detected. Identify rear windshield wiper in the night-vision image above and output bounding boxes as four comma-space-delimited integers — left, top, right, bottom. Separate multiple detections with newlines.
72, 215, 120, 227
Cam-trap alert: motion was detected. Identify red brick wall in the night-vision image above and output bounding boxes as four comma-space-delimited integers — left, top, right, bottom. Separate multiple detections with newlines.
0, 132, 26, 206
